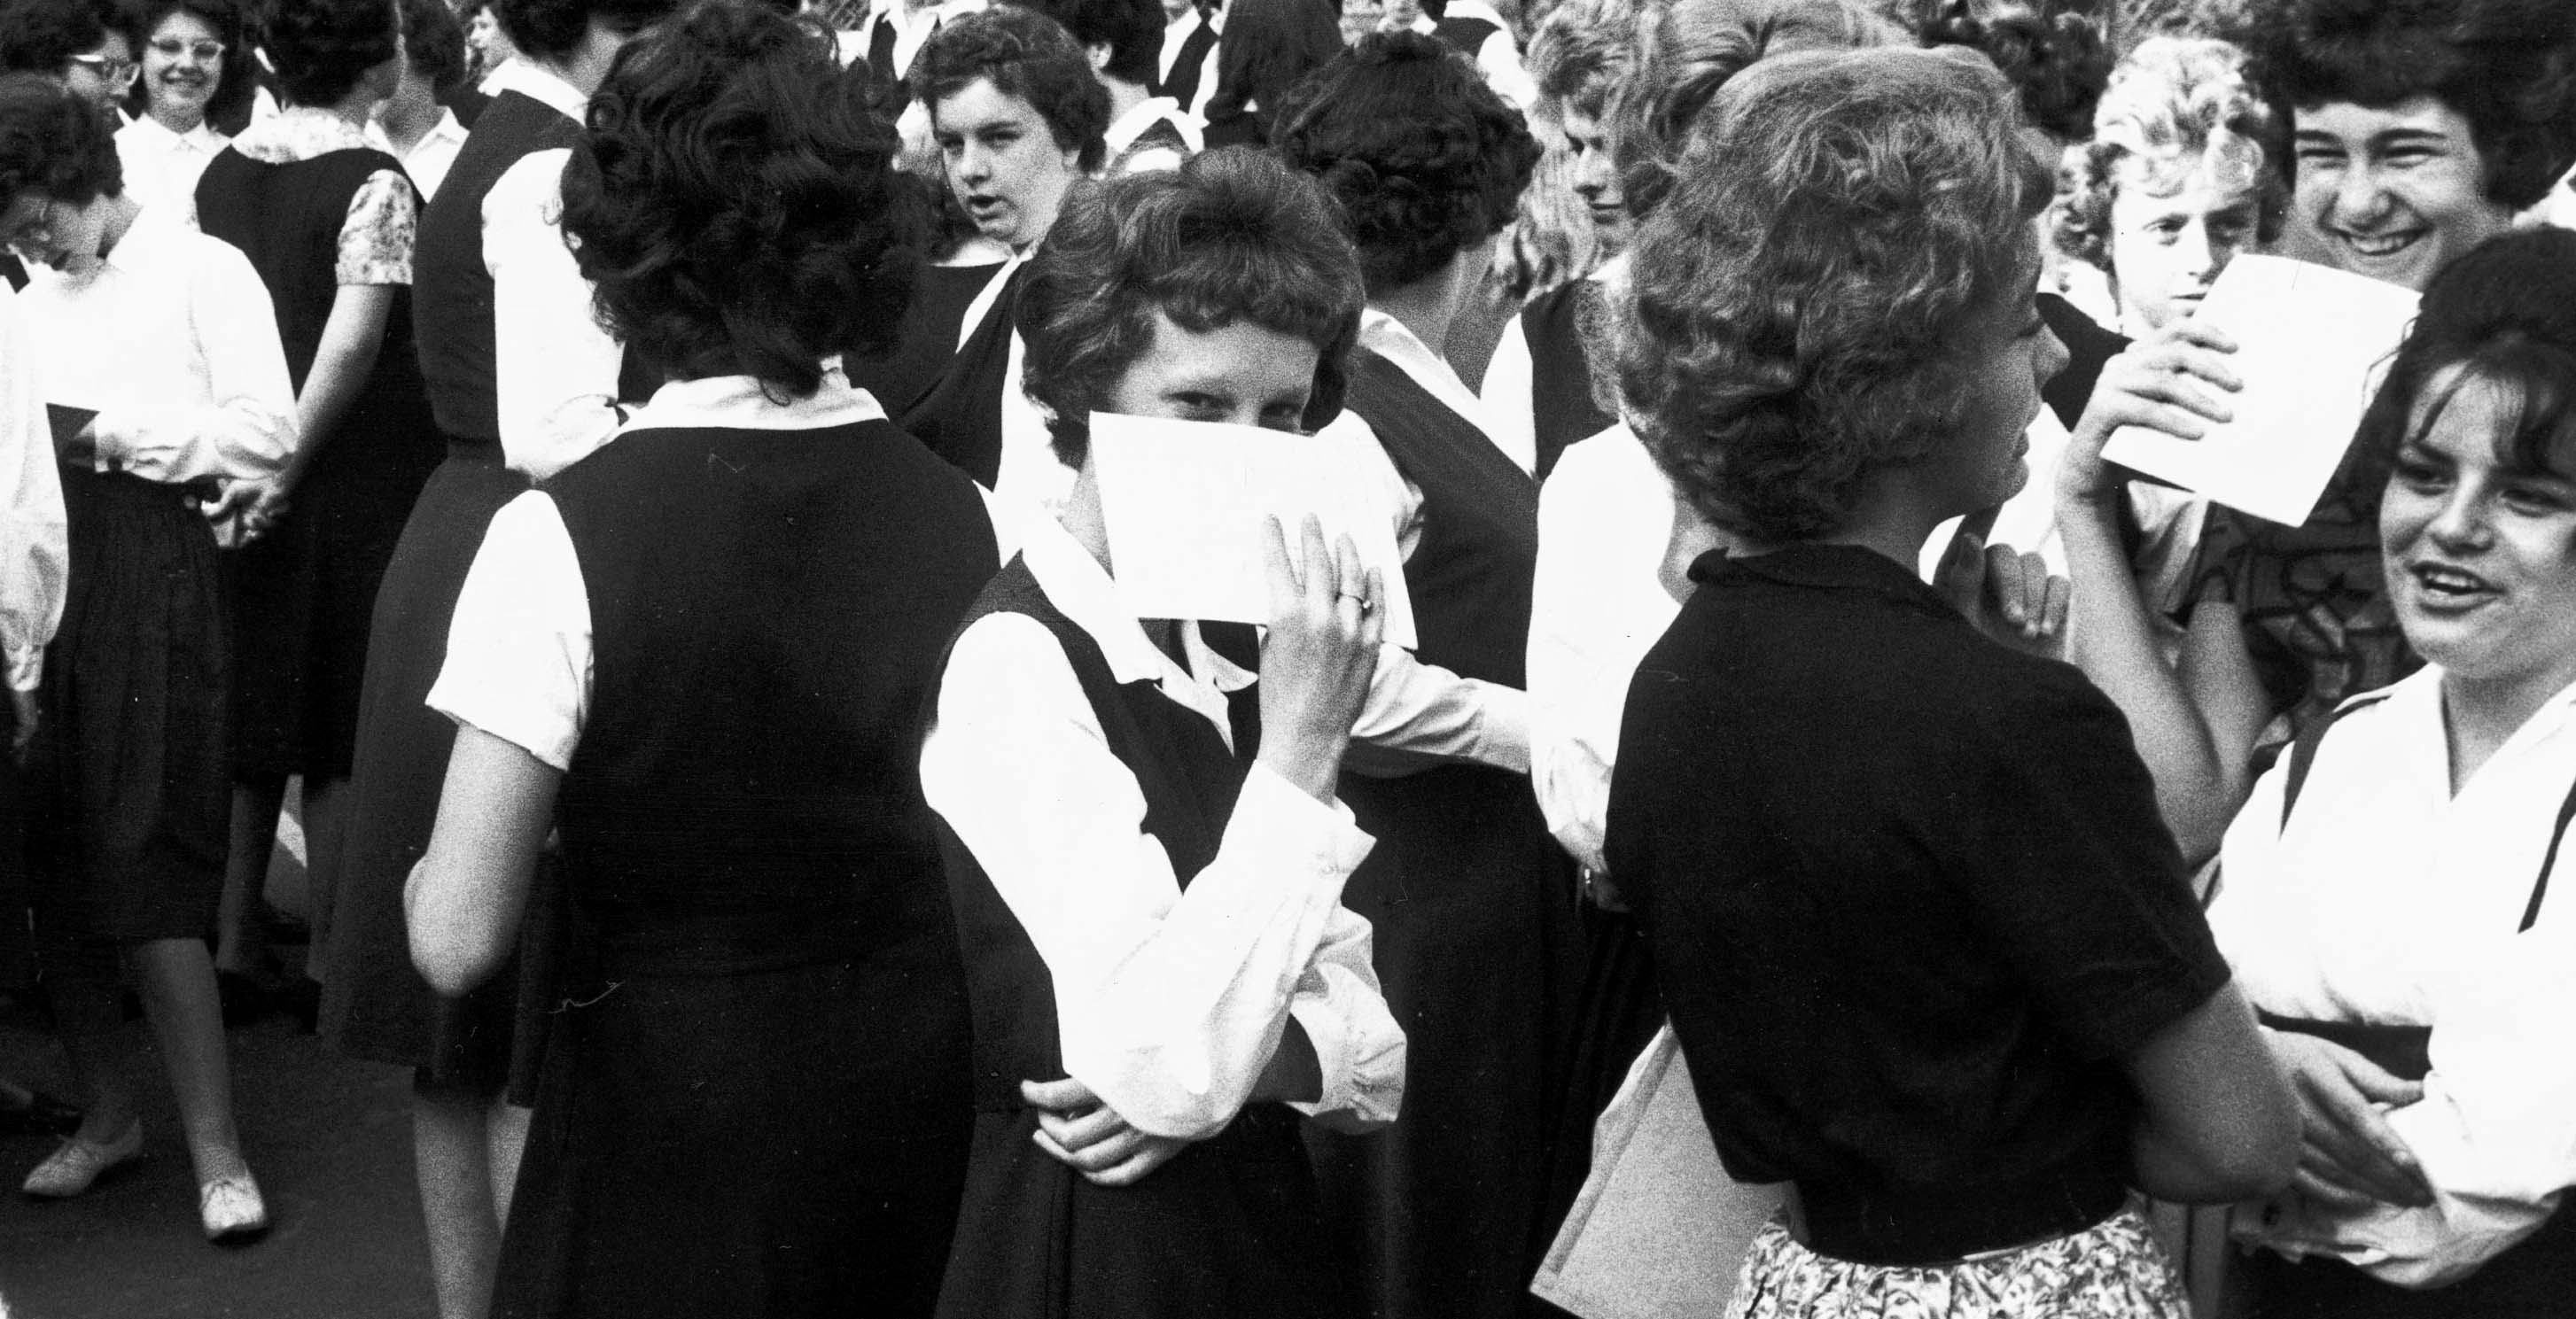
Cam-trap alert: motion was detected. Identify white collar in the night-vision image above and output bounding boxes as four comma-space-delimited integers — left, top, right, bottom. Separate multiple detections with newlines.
620, 361, 891, 433
1016, 512, 1252, 718
1445, 0, 1505, 21
1357, 306, 1518, 466
232, 105, 370, 163
1102, 97, 1195, 158
506, 61, 589, 121
118, 114, 226, 151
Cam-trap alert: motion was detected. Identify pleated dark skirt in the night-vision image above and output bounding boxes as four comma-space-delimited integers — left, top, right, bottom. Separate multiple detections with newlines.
496, 945, 974, 1319
317, 444, 549, 1093
1310, 763, 1588, 1319
27, 468, 229, 943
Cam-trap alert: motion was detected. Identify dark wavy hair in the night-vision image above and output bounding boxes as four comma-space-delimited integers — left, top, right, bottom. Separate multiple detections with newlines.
1614, 46, 2050, 544
910, 6, 1109, 172
2358, 229, 2576, 495
123, 0, 260, 129
494, 0, 678, 65
1606, 0, 1901, 222
1016, 148, 1364, 467
1917, 0, 2109, 140
2245, 0, 2576, 210
399, 0, 468, 95
560, 2, 925, 398
1008, 0, 1163, 88
260, 0, 395, 106
1271, 32, 1538, 295
0, 0, 115, 76
0, 71, 121, 206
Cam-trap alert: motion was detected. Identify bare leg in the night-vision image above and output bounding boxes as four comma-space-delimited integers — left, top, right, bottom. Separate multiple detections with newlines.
487, 1099, 531, 1225
415, 1079, 503, 1319
216, 777, 290, 976
124, 937, 248, 1183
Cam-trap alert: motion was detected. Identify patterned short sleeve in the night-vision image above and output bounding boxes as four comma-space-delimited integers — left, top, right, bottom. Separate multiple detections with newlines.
337, 168, 417, 286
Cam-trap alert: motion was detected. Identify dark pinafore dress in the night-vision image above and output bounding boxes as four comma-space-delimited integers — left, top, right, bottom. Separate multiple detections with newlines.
931, 559, 1343, 1319
1520, 279, 1614, 483
902, 262, 1026, 490
2243, 696, 2576, 1317
1310, 349, 1586, 1319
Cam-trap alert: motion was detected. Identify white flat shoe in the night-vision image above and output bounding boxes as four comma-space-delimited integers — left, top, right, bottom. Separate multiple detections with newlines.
21, 1119, 143, 1198
200, 1171, 269, 1242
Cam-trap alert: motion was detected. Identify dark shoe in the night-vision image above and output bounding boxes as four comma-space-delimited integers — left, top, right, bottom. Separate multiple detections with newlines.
274, 976, 321, 1035
217, 971, 274, 1028
0, 1091, 82, 1137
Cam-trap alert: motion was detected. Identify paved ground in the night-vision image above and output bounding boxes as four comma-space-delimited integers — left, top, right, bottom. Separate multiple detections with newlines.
0, 791, 440, 1319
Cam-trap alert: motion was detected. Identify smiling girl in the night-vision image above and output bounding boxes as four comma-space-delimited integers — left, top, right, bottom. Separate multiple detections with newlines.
113, 0, 257, 223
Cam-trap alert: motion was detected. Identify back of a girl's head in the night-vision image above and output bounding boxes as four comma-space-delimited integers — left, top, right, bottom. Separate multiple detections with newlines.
1607, 0, 1903, 221
399, 0, 470, 97
562, 1, 922, 397
0, 70, 118, 208
494, 0, 681, 65
261, 0, 399, 107
1916, 0, 2110, 141
2362, 228, 2576, 479
1019, 147, 1366, 465
2245, 0, 2576, 209
1270, 30, 1539, 293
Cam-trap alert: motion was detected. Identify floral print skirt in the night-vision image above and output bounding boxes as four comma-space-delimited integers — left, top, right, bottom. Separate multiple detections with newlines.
1727, 1205, 2191, 1318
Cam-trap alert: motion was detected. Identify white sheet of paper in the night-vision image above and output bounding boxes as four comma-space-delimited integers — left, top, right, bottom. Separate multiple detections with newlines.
1090, 413, 1417, 649
2101, 253, 2418, 526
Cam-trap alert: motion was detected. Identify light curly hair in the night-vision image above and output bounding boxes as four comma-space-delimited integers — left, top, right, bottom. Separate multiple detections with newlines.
1611, 45, 2048, 543
2055, 35, 2283, 274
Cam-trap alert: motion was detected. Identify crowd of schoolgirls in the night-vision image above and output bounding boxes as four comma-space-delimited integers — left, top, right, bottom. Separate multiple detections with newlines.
0, 0, 2573, 1316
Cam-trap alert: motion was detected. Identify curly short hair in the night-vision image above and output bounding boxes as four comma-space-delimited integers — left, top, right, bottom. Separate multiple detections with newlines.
560, 3, 925, 398
1607, 0, 1902, 222
494, 0, 679, 65
2356, 228, 2576, 491
1007, 0, 1163, 88
0, 71, 120, 208
259, 0, 396, 107
1916, 0, 2109, 140
911, 6, 1110, 173
399, 0, 468, 95
2056, 35, 2283, 271
2246, 0, 2576, 210
1613, 45, 2050, 544
0, 0, 112, 75
1271, 31, 1539, 295
1527, 0, 1645, 120
125, 0, 260, 128
1016, 147, 1365, 467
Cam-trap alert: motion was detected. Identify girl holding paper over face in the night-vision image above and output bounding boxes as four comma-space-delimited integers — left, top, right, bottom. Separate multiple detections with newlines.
917, 147, 1405, 1319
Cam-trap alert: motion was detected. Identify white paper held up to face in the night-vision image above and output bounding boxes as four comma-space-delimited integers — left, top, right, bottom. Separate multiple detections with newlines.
2101, 253, 2420, 527
1090, 412, 1418, 650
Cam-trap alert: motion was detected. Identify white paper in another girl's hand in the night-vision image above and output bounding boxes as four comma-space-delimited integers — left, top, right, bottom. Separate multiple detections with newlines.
2102, 254, 2419, 526
1090, 412, 1418, 649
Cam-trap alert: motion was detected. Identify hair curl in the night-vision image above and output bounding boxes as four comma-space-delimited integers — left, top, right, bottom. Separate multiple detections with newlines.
2245, 0, 2576, 210
259, 0, 395, 106
494, 0, 677, 65
1271, 31, 1538, 295
1606, 0, 1902, 222
1016, 147, 1365, 466
124, 0, 260, 128
1008, 0, 1163, 88
2056, 35, 2282, 271
1613, 45, 2050, 543
560, 3, 924, 398
910, 6, 1109, 173
0, 0, 114, 76
2357, 228, 2576, 493
398, 0, 467, 94
1526, 0, 1645, 120
1916, 0, 2108, 139
0, 71, 121, 209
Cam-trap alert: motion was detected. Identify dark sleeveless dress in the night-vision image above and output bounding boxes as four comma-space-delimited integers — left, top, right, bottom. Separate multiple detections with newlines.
1311, 349, 1586, 1319
902, 261, 1026, 489
1520, 280, 1613, 484
930, 559, 1343, 1319
195, 144, 443, 781
492, 416, 995, 1318
320, 89, 634, 1089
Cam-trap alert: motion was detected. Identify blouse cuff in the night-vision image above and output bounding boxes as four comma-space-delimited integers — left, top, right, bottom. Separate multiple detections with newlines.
5, 642, 39, 692
1232, 764, 1374, 880
1472, 681, 1533, 775
1288, 971, 1405, 1132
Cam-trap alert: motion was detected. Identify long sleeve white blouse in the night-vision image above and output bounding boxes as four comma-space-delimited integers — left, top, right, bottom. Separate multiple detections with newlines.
2213, 668, 2576, 1286
0, 282, 66, 691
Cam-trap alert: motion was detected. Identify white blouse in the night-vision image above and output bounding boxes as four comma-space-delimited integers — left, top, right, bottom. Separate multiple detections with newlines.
0, 282, 66, 692
113, 115, 227, 228
919, 511, 1405, 1141
17, 205, 296, 486
2213, 668, 2576, 1285
365, 106, 471, 204
485, 63, 625, 482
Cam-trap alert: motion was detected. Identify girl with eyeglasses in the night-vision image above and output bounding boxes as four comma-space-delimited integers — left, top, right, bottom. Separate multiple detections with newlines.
113, 0, 257, 223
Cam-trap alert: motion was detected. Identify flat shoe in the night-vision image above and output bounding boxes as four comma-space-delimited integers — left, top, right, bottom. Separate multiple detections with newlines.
21, 1119, 143, 1198
200, 1172, 268, 1242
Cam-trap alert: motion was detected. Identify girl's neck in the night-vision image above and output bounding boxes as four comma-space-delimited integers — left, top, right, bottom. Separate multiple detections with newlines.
2440, 669, 2576, 795
149, 105, 204, 136
1369, 260, 1469, 367
95, 191, 142, 260
377, 94, 440, 151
